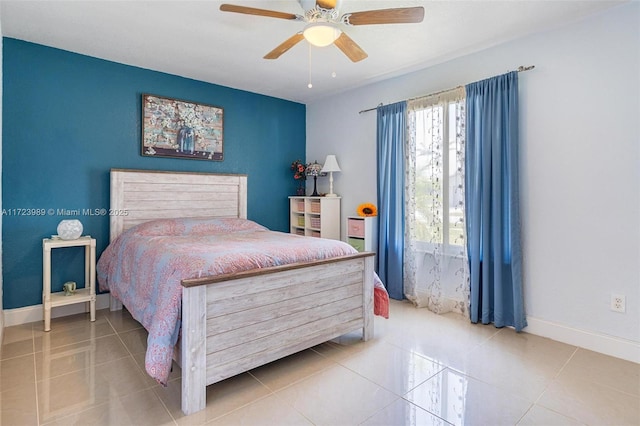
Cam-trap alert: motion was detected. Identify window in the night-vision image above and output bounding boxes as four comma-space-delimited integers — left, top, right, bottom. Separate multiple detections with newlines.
410, 96, 465, 251
405, 88, 468, 312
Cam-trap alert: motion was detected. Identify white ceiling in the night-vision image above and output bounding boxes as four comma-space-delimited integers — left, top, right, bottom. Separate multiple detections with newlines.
0, 0, 625, 104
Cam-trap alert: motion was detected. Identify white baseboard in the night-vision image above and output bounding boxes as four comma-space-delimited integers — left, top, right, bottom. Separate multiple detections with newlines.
525, 316, 640, 364
3, 294, 111, 327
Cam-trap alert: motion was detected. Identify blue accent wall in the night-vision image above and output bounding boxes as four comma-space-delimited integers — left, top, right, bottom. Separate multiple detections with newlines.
2, 38, 306, 310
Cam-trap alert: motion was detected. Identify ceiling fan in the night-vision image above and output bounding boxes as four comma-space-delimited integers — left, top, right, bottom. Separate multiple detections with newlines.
219, 0, 425, 62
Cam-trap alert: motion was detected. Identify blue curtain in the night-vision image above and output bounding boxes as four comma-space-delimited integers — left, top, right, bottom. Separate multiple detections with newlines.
376, 101, 406, 300
465, 71, 526, 331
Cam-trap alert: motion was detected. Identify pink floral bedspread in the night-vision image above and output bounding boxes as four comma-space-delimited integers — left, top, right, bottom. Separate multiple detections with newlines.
97, 217, 389, 385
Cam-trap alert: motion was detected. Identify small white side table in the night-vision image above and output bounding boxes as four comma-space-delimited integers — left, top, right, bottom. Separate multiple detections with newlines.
42, 236, 96, 331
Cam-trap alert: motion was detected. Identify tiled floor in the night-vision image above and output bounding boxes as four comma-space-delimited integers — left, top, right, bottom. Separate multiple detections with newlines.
1, 300, 638, 425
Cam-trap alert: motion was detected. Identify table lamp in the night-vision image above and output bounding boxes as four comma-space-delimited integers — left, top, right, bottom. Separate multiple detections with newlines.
306, 161, 324, 196
321, 155, 341, 197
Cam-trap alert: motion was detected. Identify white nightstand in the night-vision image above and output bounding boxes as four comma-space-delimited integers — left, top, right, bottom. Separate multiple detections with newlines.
346, 216, 377, 254
42, 236, 96, 331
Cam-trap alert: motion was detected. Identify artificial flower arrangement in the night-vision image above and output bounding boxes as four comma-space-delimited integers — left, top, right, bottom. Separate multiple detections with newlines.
290, 159, 307, 181
290, 159, 308, 195
357, 203, 378, 217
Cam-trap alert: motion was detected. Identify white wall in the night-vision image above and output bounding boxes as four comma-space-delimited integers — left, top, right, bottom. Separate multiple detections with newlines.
307, 3, 639, 360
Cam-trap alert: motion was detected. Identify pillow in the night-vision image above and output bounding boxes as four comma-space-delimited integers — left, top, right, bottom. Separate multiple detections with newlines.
128, 217, 267, 237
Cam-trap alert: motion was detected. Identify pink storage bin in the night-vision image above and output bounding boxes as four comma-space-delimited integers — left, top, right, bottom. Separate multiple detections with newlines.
348, 219, 365, 237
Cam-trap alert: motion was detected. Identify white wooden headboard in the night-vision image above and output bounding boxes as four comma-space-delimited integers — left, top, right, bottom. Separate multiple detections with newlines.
110, 169, 248, 242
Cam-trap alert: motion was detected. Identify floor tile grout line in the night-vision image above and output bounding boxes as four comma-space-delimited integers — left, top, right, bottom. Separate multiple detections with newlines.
31, 315, 118, 357
0, 341, 36, 361
339, 335, 490, 399
356, 395, 456, 426
34, 320, 147, 426
513, 402, 536, 426
34, 339, 133, 384
248, 353, 340, 394
520, 345, 585, 425
440, 328, 583, 405
546, 348, 640, 399
531, 345, 579, 405
398, 396, 457, 426
148, 387, 180, 426
309, 327, 494, 409
108, 309, 228, 424
247, 374, 318, 426
261, 359, 402, 425
124, 386, 175, 426
38, 398, 116, 426
105, 312, 180, 424
32, 313, 124, 383
31, 322, 42, 426
270, 391, 318, 426
33, 320, 101, 425
105, 310, 187, 425
106, 312, 148, 372
356, 395, 403, 425
33, 356, 162, 423
552, 346, 579, 381
202, 374, 284, 425
337, 352, 449, 400
439, 365, 538, 409
322, 352, 432, 404
45, 312, 173, 425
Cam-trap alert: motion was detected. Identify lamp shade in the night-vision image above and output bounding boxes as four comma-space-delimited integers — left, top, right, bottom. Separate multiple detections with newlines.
306, 161, 323, 176
321, 155, 341, 173
303, 23, 341, 47
322, 155, 341, 197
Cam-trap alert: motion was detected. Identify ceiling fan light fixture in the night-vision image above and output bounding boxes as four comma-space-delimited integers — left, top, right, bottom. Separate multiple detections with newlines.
303, 22, 341, 47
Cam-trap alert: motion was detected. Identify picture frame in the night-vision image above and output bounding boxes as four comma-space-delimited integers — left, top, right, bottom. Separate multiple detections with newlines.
141, 94, 224, 161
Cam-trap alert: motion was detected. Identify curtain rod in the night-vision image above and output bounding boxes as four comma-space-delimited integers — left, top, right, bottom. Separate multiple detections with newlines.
358, 65, 535, 114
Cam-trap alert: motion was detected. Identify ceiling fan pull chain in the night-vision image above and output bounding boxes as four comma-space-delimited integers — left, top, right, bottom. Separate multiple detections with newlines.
308, 45, 313, 89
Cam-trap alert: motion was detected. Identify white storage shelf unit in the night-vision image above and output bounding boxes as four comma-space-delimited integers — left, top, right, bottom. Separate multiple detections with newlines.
289, 196, 341, 240
346, 216, 377, 256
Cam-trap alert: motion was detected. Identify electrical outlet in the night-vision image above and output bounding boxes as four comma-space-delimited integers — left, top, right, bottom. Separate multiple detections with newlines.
611, 294, 626, 313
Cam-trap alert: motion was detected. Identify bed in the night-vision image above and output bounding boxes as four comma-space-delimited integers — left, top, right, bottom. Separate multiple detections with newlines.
98, 169, 387, 416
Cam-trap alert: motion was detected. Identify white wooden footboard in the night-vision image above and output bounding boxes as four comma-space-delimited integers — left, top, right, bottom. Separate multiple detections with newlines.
180, 253, 375, 415
107, 169, 377, 416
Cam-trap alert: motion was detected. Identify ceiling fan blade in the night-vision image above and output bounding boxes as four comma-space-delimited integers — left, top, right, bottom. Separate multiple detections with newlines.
345, 6, 425, 25
333, 33, 368, 62
264, 33, 305, 59
316, 0, 338, 9
220, 4, 298, 20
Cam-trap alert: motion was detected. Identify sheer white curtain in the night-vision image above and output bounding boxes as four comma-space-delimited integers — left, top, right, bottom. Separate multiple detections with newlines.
404, 88, 469, 315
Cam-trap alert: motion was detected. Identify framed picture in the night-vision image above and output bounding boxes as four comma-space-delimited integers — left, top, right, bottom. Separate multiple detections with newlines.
141, 94, 224, 161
